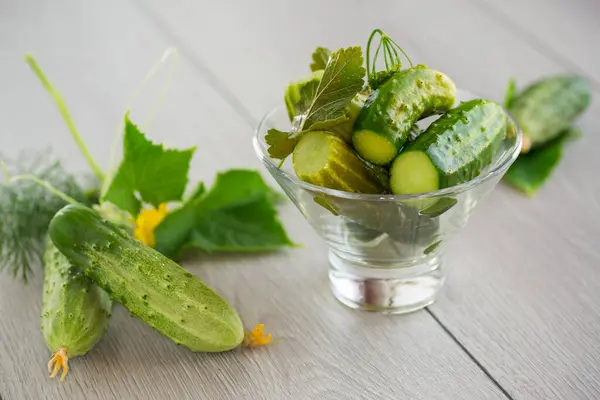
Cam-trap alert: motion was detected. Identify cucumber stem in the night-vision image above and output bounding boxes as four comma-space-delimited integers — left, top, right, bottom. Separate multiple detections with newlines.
10, 175, 80, 205
48, 347, 69, 381
24, 54, 105, 183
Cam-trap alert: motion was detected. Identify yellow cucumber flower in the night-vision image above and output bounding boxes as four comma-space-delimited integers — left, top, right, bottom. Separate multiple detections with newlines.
243, 324, 272, 348
133, 203, 168, 247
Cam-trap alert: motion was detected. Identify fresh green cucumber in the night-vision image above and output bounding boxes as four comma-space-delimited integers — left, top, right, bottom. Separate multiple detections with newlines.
390, 99, 508, 194
284, 70, 324, 121
292, 131, 386, 194
509, 75, 590, 152
42, 239, 112, 380
353, 65, 457, 165
49, 204, 244, 352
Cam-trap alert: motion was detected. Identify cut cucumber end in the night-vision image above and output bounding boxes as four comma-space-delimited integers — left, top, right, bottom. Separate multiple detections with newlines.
293, 131, 385, 194
292, 131, 332, 181
390, 151, 439, 195
352, 129, 398, 165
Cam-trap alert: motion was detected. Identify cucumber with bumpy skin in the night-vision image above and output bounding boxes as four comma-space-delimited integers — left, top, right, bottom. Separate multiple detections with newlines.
353, 65, 457, 165
49, 204, 244, 352
42, 239, 112, 380
293, 131, 386, 194
390, 99, 508, 194
509, 75, 590, 152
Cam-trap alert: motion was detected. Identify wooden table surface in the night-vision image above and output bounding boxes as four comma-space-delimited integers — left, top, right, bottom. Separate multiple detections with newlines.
1, 1, 599, 399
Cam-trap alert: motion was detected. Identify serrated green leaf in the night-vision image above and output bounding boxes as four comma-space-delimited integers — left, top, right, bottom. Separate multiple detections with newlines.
266, 47, 365, 160
265, 128, 299, 159
504, 127, 579, 197
102, 116, 195, 215
189, 197, 293, 253
284, 70, 324, 121
154, 170, 294, 258
310, 47, 331, 72
304, 46, 365, 129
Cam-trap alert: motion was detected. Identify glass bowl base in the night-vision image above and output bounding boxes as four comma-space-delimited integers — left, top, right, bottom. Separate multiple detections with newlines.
328, 251, 445, 314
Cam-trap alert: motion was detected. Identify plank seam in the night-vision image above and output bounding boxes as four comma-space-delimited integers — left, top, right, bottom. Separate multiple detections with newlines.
426, 308, 516, 400
131, 1, 530, 398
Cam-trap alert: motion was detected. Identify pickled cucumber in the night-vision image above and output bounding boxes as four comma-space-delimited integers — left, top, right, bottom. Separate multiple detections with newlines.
390, 99, 508, 194
293, 131, 385, 194
353, 65, 456, 165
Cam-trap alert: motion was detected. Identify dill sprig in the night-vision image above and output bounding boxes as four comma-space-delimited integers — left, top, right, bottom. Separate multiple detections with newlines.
0, 154, 87, 282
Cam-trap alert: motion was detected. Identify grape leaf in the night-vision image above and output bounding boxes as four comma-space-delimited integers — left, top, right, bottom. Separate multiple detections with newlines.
154, 170, 294, 258
102, 116, 195, 215
310, 47, 331, 72
266, 46, 365, 160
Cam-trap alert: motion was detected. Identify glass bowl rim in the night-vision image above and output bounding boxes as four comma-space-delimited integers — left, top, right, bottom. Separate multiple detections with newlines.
253, 97, 523, 202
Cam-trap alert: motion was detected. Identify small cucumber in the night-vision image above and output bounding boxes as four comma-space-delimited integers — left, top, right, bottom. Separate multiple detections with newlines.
292, 131, 387, 194
49, 204, 244, 352
390, 99, 508, 194
509, 75, 590, 152
42, 239, 112, 380
353, 65, 457, 165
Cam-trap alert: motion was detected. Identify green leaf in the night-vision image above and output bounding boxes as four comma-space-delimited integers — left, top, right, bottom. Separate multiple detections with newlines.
310, 47, 331, 72
284, 70, 324, 121
265, 129, 300, 159
419, 197, 457, 217
504, 128, 579, 197
102, 116, 195, 215
155, 170, 294, 258
303, 46, 365, 129
504, 77, 517, 109
189, 197, 293, 252
266, 47, 365, 160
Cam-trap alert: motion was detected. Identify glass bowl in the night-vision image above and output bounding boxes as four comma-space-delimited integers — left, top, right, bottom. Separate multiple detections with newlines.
253, 90, 522, 314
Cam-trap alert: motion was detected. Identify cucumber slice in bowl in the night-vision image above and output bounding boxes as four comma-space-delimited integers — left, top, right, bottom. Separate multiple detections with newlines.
390, 99, 509, 195
293, 131, 386, 194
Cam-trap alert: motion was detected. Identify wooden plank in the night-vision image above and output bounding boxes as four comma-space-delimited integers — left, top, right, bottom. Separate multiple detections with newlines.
472, 0, 600, 90
137, 0, 600, 398
0, 1, 505, 399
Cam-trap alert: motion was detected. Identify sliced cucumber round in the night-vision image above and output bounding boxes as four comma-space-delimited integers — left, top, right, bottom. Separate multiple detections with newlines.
390, 151, 439, 194
293, 131, 385, 194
